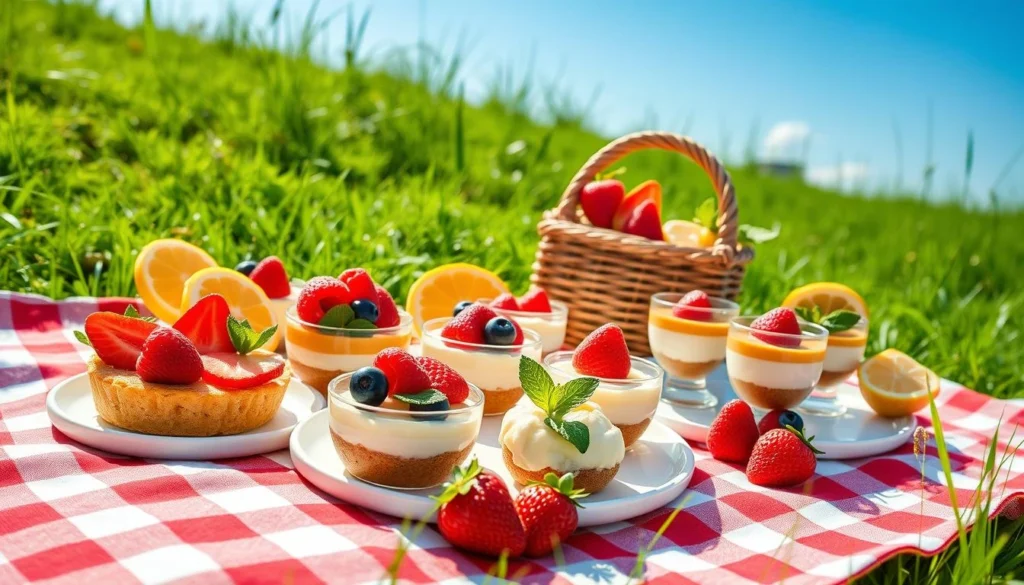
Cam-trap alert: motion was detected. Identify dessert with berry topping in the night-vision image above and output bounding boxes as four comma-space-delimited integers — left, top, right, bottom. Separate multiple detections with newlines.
484, 287, 568, 355
544, 324, 662, 448
725, 308, 829, 410
499, 357, 624, 493
76, 295, 290, 436
420, 302, 542, 416
648, 291, 740, 408
285, 270, 412, 394
327, 348, 484, 489
236, 256, 302, 350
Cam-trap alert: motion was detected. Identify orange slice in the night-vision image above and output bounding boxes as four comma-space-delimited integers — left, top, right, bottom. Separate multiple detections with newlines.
664, 220, 716, 248
857, 349, 939, 417
406, 263, 508, 335
181, 268, 280, 352
782, 282, 868, 317
134, 239, 218, 324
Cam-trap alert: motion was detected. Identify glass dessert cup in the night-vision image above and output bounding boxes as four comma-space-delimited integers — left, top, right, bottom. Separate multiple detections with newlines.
725, 317, 829, 412
483, 299, 569, 356
798, 317, 868, 417
544, 351, 663, 448
647, 293, 740, 409
268, 281, 303, 354
285, 306, 413, 395
328, 373, 484, 490
420, 318, 543, 416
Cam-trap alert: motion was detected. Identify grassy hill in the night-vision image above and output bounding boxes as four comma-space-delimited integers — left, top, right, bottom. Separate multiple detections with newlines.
1, 2, 1023, 581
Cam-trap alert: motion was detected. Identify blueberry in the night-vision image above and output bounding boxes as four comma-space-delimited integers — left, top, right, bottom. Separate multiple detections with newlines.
411, 396, 450, 421
235, 260, 258, 276
453, 300, 473, 317
484, 317, 517, 345
351, 299, 379, 324
778, 410, 804, 433
349, 367, 388, 406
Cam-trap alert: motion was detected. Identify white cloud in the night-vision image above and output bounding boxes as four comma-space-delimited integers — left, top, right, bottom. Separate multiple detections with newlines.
763, 121, 811, 159
806, 162, 870, 189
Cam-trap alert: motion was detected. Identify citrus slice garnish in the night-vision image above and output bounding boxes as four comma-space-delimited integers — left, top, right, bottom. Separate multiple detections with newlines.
663, 220, 716, 248
405, 263, 508, 335
782, 282, 868, 318
857, 349, 939, 417
181, 267, 280, 352
133, 239, 218, 324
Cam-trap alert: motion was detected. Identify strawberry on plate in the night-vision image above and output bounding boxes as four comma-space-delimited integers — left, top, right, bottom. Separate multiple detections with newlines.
81, 311, 159, 370
417, 356, 470, 403
136, 327, 204, 385
751, 307, 803, 348
489, 293, 521, 311
249, 256, 291, 299
440, 303, 498, 345
757, 409, 804, 435
706, 399, 760, 463
173, 294, 234, 354
572, 324, 631, 379
437, 459, 526, 558
515, 472, 586, 557
374, 284, 402, 328
518, 287, 552, 313
579, 179, 625, 229
373, 348, 431, 395
338, 268, 377, 303
672, 290, 713, 322
746, 427, 823, 487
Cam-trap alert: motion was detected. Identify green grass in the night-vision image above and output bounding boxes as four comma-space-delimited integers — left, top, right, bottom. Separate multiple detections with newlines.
1, 1, 1023, 582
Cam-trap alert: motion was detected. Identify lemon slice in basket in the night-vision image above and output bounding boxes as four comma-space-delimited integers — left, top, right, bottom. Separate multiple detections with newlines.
181, 267, 280, 352
858, 349, 939, 417
664, 220, 716, 248
782, 282, 869, 317
406, 263, 509, 334
134, 239, 218, 324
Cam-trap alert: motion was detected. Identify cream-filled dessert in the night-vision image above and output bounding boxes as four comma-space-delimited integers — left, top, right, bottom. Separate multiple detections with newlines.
818, 321, 868, 387
485, 288, 568, 355
328, 349, 483, 489
420, 303, 542, 416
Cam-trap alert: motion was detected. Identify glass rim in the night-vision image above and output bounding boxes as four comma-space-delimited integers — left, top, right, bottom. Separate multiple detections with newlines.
543, 350, 663, 383
729, 314, 829, 340
476, 298, 569, 319
421, 317, 543, 351
286, 305, 412, 334
650, 292, 740, 316
328, 371, 485, 416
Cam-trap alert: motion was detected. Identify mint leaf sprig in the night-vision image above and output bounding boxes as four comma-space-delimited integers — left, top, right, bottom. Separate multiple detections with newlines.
519, 357, 599, 454
794, 306, 862, 334
227, 316, 278, 355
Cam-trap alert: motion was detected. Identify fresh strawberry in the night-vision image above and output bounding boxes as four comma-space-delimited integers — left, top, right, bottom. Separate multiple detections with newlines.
672, 290, 713, 322
136, 327, 203, 385
249, 256, 291, 299
372, 348, 431, 395
751, 307, 803, 348
437, 459, 526, 559
572, 324, 631, 379
296, 276, 352, 323
580, 179, 625, 229
489, 293, 521, 311
417, 356, 470, 403
515, 472, 586, 557
510, 317, 525, 345
440, 303, 497, 345
746, 427, 823, 488
200, 351, 286, 390
374, 284, 401, 328
706, 399, 760, 463
757, 409, 804, 435
338, 268, 377, 302
621, 199, 665, 241
173, 294, 234, 354
518, 287, 552, 313
83, 312, 159, 370
612, 180, 662, 231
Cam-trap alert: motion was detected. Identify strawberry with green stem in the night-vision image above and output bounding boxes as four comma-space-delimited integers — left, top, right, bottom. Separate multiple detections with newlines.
515, 472, 588, 557
434, 458, 526, 558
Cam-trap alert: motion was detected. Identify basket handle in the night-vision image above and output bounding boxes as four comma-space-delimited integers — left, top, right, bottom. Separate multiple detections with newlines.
554, 131, 741, 251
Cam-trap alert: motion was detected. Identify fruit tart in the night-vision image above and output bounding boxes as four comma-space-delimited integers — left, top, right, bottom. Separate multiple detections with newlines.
420, 302, 542, 416
485, 287, 568, 355
499, 357, 624, 493
544, 324, 661, 448
77, 296, 290, 437
328, 348, 484, 489
285, 269, 412, 394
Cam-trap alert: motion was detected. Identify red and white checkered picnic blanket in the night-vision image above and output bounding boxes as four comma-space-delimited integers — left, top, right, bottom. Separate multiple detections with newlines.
1, 291, 1022, 584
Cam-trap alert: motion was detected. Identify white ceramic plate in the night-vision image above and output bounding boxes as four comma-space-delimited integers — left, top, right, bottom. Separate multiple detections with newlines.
654, 365, 917, 460
47, 373, 325, 459
291, 412, 694, 527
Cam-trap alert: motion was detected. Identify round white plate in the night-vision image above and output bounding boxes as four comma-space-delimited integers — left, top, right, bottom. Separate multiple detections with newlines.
291, 412, 694, 527
653, 365, 917, 460
47, 373, 325, 459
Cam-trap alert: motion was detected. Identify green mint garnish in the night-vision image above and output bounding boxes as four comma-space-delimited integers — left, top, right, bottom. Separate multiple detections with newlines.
346, 318, 377, 330
795, 306, 861, 334
393, 389, 447, 406
319, 304, 355, 328
74, 330, 92, 347
519, 356, 598, 454
693, 197, 717, 233
124, 305, 157, 323
227, 316, 277, 355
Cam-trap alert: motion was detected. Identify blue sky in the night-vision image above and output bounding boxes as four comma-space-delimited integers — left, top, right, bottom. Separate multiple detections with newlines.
104, 0, 1024, 204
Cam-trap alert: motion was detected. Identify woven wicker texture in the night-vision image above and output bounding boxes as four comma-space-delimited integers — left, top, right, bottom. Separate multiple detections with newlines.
532, 131, 754, 354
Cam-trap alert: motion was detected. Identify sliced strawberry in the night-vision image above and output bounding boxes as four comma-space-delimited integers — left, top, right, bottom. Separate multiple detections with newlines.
518, 287, 552, 313
136, 327, 203, 385
338, 268, 377, 302
296, 276, 352, 323
621, 199, 665, 241
751, 307, 803, 348
173, 294, 234, 354
373, 348, 431, 395
572, 324, 631, 379
374, 284, 401, 328
489, 293, 521, 311
441, 303, 497, 345
201, 351, 286, 390
83, 312, 159, 370
249, 256, 291, 299
672, 290, 713, 322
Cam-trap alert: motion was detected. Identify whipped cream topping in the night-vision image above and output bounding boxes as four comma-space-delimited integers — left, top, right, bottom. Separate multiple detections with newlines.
547, 363, 661, 426
329, 396, 482, 458
499, 400, 624, 472
726, 349, 824, 390
421, 335, 542, 391
509, 316, 566, 354
648, 326, 728, 363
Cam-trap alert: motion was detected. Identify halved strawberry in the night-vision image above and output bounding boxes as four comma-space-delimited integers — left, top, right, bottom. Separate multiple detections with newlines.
489, 293, 521, 311
672, 290, 713, 322
249, 256, 291, 299
338, 268, 377, 302
751, 307, 803, 348
572, 324, 631, 379
518, 288, 552, 313
374, 284, 401, 328
173, 294, 234, 354
83, 312, 159, 370
201, 351, 286, 390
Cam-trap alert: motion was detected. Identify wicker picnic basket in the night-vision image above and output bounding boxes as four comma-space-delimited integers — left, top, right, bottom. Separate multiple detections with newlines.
531, 131, 755, 355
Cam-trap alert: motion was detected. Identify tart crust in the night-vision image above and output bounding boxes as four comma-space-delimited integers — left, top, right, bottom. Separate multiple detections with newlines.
87, 356, 289, 437
481, 386, 523, 416
502, 446, 619, 494
331, 430, 472, 489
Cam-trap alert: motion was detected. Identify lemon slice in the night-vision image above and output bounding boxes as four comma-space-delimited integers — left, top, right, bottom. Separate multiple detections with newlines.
857, 349, 939, 417
406, 263, 508, 334
663, 220, 716, 247
181, 267, 280, 352
782, 282, 868, 317
134, 239, 218, 324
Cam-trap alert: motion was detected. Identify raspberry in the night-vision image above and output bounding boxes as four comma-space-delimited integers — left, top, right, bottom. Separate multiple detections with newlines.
417, 356, 470, 403
296, 277, 352, 323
